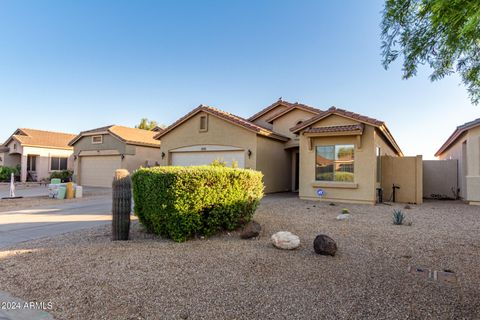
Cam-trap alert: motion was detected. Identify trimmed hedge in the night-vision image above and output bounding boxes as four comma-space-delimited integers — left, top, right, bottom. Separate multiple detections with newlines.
132, 166, 264, 242
0, 166, 19, 182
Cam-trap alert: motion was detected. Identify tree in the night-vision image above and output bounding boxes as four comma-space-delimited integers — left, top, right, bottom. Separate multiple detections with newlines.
135, 118, 158, 131
381, 0, 480, 104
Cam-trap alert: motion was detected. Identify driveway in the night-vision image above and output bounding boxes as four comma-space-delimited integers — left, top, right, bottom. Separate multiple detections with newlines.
0, 194, 113, 248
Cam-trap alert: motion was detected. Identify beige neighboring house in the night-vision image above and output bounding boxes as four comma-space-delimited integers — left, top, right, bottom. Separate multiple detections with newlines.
435, 118, 480, 205
0, 128, 76, 182
69, 125, 161, 188
155, 100, 405, 203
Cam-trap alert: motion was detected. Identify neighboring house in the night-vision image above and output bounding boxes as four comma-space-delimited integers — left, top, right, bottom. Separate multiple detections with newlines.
0, 128, 76, 182
69, 125, 161, 187
155, 99, 403, 203
435, 118, 480, 205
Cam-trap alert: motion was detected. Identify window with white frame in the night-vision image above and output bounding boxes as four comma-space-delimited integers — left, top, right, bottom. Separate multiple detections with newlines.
315, 144, 354, 182
51, 157, 68, 171
199, 115, 208, 132
92, 135, 103, 144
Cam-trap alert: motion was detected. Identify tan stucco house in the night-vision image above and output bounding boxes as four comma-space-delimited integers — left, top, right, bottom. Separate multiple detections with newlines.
69, 125, 161, 187
0, 128, 76, 182
435, 118, 480, 205
155, 100, 404, 203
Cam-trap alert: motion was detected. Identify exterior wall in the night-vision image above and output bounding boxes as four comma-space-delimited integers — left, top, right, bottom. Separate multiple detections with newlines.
251, 105, 290, 130
423, 160, 458, 199
465, 126, 480, 204
159, 111, 258, 169
0, 152, 20, 167
299, 120, 378, 204
124, 145, 161, 173
271, 109, 318, 139
438, 135, 466, 198
20, 146, 74, 182
256, 135, 291, 193
72, 134, 127, 156
380, 155, 423, 204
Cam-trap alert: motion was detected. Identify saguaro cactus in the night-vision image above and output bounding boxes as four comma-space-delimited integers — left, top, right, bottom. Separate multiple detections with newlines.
112, 169, 132, 240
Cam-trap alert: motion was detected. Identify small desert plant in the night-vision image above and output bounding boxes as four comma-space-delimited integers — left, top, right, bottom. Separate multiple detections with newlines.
392, 209, 405, 225
341, 208, 350, 214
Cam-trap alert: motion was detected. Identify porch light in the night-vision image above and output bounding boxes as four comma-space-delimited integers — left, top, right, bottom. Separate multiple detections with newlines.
248, 149, 252, 158
161, 152, 166, 159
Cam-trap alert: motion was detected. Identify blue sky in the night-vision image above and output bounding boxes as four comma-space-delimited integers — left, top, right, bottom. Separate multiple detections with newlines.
0, 0, 478, 159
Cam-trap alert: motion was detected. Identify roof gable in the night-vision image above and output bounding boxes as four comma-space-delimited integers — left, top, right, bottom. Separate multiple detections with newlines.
69, 125, 160, 148
248, 99, 321, 122
290, 107, 403, 156
155, 105, 289, 142
435, 118, 480, 156
4, 128, 76, 150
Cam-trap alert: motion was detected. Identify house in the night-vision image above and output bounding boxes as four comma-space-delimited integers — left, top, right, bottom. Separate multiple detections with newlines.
0, 128, 76, 182
69, 125, 161, 187
155, 99, 405, 203
435, 118, 480, 205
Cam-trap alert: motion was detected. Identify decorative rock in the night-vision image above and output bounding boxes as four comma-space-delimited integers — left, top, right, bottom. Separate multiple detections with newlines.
240, 221, 261, 239
271, 231, 300, 250
313, 234, 337, 256
336, 214, 350, 220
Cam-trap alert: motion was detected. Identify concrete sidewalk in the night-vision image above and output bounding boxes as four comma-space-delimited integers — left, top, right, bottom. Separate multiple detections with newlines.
0, 291, 53, 320
0, 185, 49, 198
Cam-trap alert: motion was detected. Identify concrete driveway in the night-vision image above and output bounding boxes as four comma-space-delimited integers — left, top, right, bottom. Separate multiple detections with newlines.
0, 195, 113, 248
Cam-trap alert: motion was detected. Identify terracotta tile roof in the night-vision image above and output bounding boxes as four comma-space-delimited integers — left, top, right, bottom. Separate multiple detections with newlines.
290, 107, 384, 133
303, 124, 364, 134
155, 105, 289, 141
248, 99, 322, 122
290, 106, 403, 156
435, 118, 480, 156
5, 128, 76, 150
70, 125, 161, 148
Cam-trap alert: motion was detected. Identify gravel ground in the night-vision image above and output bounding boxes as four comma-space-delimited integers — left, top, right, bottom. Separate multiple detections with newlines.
0, 194, 479, 320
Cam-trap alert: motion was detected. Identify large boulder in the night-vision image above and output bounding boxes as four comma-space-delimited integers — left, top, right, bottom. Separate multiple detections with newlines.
271, 231, 300, 250
313, 234, 337, 256
240, 221, 261, 239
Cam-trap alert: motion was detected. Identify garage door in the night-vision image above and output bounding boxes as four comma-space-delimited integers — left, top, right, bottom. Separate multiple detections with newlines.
171, 151, 245, 168
80, 156, 122, 187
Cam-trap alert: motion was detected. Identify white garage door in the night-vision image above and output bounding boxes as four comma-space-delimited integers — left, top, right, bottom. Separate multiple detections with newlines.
171, 151, 245, 168
80, 156, 122, 188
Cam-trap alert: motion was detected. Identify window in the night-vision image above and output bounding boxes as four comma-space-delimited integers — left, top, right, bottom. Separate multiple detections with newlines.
315, 144, 354, 182
51, 157, 68, 171
13, 143, 17, 150
92, 135, 103, 144
376, 147, 381, 183
199, 115, 208, 132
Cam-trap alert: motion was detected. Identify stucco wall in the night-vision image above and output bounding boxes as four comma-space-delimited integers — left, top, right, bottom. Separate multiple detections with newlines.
272, 109, 318, 139
20, 146, 74, 182
159, 111, 258, 169
256, 135, 291, 193
72, 134, 127, 156
299, 118, 377, 204
465, 126, 480, 204
0, 152, 20, 167
251, 105, 289, 130
124, 145, 161, 174
380, 155, 423, 204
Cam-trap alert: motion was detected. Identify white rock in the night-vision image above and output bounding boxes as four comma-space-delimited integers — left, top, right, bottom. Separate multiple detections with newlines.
336, 214, 350, 220
271, 231, 300, 250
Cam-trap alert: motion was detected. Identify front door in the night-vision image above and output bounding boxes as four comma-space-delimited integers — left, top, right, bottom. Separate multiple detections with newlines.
27, 155, 37, 172
294, 152, 300, 191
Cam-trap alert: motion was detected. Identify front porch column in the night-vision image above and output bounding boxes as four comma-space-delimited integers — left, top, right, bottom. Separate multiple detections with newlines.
20, 154, 28, 182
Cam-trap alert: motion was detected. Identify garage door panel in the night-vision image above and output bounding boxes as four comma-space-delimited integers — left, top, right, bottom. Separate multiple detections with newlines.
80, 156, 122, 188
171, 151, 245, 168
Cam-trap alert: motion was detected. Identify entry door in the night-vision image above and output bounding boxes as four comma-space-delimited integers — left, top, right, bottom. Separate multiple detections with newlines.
294, 152, 299, 191
27, 155, 37, 171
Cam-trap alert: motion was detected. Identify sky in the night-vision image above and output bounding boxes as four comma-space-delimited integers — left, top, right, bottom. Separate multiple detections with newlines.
0, 0, 478, 159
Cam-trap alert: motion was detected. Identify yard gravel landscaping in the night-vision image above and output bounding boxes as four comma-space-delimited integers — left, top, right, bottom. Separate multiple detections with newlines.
0, 194, 479, 319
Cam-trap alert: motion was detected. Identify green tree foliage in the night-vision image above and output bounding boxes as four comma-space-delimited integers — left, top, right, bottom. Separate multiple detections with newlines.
135, 118, 158, 131
381, 0, 480, 104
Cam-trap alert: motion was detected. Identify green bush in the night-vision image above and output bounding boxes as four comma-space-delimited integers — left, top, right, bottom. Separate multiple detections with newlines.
0, 166, 19, 182
50, 170, 73, 182
132, 166, 264, 242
